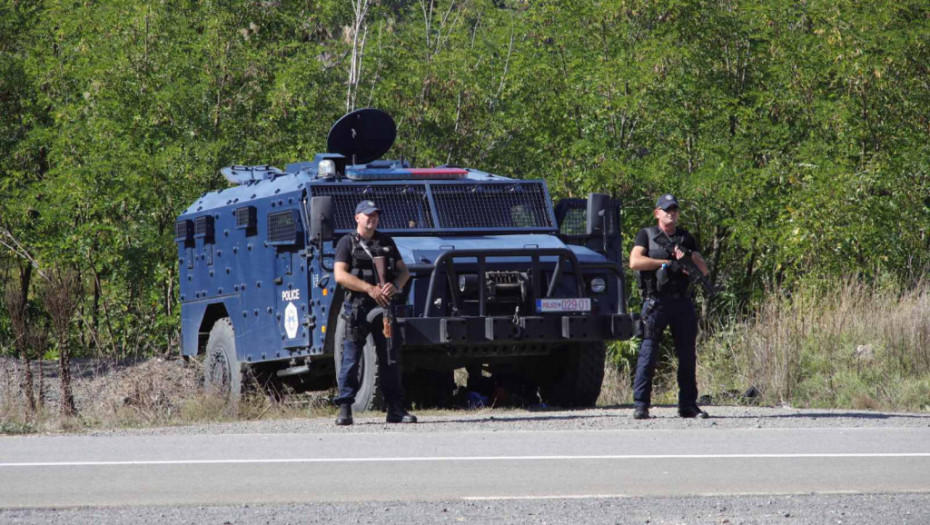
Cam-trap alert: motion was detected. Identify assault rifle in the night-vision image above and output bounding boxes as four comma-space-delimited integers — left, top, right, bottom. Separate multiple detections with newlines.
372, 255, 398, 365
654, 232, 717, 299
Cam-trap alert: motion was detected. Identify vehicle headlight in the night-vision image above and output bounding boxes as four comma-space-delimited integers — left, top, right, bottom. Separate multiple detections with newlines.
589, 277, 607, 294
458, 274, 477, 294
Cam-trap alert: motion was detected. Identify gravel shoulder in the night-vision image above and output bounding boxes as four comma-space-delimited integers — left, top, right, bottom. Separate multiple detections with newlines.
3, 493, 929, 525
80, 403, 930, 437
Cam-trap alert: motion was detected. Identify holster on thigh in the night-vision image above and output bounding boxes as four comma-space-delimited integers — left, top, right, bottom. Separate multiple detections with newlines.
641, 298, 657, 339
342, 302, 364, 340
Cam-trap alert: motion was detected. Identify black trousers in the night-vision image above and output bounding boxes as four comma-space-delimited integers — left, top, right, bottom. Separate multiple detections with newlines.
334, 301, 404, 406
633, 296, 699, 410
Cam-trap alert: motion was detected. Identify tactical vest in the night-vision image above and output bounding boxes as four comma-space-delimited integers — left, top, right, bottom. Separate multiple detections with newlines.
638, 225, 690, 297
345, 232, 398, 305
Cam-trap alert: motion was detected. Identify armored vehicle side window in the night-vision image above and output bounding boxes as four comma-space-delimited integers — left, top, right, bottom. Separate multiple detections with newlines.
194, 215, 214, 241
267, 210, 302, 246
555, 198, 620, 237
176, 220, 194, 243
175, 220, 194, 269
559, 207, 586, 236
236, 206, 257, 235
194, 215, 215, 265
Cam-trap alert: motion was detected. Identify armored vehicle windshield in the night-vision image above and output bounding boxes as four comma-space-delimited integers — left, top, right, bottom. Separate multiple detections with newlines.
309, 180, 557, 233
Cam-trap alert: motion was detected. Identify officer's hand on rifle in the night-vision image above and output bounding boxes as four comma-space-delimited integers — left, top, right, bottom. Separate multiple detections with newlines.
381, 282, 399, 299
670, 246, 691, 275
367, 284, 391, 307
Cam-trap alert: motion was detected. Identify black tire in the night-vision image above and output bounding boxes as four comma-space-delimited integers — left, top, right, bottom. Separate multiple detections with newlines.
333, 313, 382, 412
540, 342, 606, 408
204, 318, 242, 404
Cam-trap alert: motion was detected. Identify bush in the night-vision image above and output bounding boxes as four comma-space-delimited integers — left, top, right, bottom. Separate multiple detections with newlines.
699, 278, 930, 411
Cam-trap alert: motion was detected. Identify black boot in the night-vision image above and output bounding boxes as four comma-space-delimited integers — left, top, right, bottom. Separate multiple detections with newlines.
678, 406, 709, 419
335, 404, 353, 426
386, 401, 417, 424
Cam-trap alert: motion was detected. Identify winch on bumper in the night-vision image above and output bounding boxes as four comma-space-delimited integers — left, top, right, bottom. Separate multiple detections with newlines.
398, 247, 638, 345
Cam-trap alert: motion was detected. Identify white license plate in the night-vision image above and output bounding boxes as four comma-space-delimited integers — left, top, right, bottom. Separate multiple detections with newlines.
536, 298, 591, 313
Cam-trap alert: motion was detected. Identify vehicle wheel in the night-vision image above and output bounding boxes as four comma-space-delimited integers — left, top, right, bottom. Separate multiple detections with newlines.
204, 318, 243, 404
333, 314, 382, 412
540, 342, 606, 408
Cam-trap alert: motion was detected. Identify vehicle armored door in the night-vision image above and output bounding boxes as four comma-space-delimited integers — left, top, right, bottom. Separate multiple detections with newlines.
268, 208, 310, 348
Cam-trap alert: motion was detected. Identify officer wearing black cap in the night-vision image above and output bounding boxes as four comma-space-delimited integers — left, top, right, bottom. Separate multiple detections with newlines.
332, 200, 416, 425
629, 194, 710, 419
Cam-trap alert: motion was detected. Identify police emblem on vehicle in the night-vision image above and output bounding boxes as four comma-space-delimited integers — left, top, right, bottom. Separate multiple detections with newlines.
284, 302, 299, 339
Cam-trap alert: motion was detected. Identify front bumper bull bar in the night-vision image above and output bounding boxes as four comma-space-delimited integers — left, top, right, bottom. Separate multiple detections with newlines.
399, 313, 637, 345
400, 247, 638, 345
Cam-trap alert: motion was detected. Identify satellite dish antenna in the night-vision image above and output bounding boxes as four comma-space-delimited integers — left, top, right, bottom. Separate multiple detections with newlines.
327, 108, 397, 165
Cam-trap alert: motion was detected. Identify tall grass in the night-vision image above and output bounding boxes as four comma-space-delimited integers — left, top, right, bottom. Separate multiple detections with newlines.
0, 358, 335, 434
699, 278, 930, 411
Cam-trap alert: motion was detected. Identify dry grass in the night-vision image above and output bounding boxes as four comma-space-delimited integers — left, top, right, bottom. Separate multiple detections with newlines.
699, 278, 930, 411
597, 359, 633, 407
0, 357, 336, 434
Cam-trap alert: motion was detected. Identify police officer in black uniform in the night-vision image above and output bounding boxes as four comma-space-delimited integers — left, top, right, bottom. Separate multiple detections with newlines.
333, 200, 416, 426
629, 194, 710, 420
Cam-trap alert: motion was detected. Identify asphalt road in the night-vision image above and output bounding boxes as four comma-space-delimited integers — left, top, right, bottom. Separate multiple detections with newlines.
2, 423, 929, 508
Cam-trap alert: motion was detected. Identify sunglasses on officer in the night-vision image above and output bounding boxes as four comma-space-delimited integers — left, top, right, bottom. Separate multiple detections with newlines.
662, 206, 680, 213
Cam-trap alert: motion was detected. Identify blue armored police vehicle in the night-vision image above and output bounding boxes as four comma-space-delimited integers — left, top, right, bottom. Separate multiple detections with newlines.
176, 109, 636, 411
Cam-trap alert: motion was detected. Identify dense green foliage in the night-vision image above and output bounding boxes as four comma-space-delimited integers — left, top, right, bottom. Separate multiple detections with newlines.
2, 0, 928, 359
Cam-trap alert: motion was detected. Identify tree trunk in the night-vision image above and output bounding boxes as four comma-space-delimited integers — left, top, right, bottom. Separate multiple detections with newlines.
59, 341, 76, 417
41, 269, 80, 417
36, 359, 44, 410
20, 356, 36, 414
9, 265, 36, 414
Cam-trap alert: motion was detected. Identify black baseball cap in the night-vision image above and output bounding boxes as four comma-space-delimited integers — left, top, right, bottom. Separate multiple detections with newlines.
656, 194, 680, 210
355, 200, 380, 215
